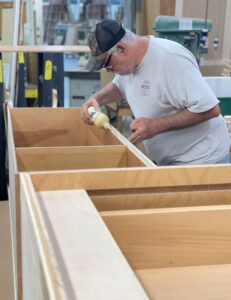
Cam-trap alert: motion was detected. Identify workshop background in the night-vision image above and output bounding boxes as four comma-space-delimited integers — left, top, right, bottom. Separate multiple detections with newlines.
0, 1, 231, 299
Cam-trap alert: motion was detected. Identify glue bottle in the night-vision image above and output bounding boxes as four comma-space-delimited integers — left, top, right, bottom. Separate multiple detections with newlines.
87, 106, 110, 129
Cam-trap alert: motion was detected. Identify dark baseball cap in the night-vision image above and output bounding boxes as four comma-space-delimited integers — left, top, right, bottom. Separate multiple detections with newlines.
86, 20, 126, 71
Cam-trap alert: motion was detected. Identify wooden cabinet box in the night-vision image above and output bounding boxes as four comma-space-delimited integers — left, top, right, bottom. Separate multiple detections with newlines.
8, 107, 153, 169
7, 107, 155, 299
19, 165, 231, 299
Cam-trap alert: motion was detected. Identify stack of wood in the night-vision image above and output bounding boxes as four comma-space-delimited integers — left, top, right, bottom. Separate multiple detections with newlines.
80, 0, 110, 22
43, 0, 70, 44
221, 60, 231, 77
224, 115, 231, 139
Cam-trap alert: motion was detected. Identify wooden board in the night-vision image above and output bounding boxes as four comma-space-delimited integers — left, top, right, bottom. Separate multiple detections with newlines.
16, 145, 145, 170
20, 173, 148, 299
135, 264, 231, 300
107, 125, 155, 167
0, 6, 13, 64
0, 201, 14, 300
85, 125, 123, 146
101, 206, 231, 270
91, 189, 231, 211
0, 45, 90, 53
0, 3, 13, 38
29, 164, 231, 192
37, 189, 148, 299
7, 106, 20, 299
10, 108, 86, 147
20, 173, 66, 300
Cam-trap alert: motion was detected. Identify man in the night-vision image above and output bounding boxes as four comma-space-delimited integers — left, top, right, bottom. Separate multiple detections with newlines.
81, 19, 230, 165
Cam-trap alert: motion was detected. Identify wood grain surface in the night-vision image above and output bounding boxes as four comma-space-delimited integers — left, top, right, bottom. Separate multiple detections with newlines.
0, 45, 90, 52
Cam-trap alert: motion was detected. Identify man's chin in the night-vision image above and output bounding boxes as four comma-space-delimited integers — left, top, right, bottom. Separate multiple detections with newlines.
117, 71, 130, 75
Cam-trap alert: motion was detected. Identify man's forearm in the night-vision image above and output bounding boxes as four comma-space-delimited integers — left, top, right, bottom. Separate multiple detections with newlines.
81, 82, 123, 124
128, 105, 220, 144
93, 82, 123, 105
156, 105, 220, 134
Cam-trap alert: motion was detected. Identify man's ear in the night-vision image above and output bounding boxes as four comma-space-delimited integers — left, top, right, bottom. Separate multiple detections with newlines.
117, 43, 126, 54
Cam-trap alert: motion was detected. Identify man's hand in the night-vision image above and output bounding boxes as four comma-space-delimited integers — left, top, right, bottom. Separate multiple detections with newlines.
128, 118, 159, 144
81, 97, 101, 124
128, 105, 220, 144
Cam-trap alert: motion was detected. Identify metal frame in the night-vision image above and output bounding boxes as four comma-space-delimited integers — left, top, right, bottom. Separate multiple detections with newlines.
0, 53, 8, 200
38, 52, 64, 107
17, 52, 27, 107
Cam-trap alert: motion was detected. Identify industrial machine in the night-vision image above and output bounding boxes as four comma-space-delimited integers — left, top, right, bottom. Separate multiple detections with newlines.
154, 15, 212, 63
65, 70, 100, 107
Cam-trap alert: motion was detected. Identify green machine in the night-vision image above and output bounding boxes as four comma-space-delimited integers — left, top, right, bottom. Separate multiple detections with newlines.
154, 15, 212, 63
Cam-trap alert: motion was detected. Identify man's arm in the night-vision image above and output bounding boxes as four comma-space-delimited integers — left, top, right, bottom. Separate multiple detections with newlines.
81, 82, 123, 124
128, 105, 220, 144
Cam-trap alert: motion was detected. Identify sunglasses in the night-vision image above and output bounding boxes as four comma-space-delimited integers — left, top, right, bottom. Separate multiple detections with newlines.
101, 54, 112, 69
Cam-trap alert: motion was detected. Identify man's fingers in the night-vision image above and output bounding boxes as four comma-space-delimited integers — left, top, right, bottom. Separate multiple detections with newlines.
128, 131, 142, 144
81, 106, 93, 124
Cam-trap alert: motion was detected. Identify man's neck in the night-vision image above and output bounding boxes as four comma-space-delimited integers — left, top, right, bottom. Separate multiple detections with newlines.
135, 36, 150, 68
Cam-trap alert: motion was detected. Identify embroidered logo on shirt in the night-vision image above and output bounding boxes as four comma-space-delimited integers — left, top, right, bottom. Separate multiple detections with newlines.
140, 80, 150, 96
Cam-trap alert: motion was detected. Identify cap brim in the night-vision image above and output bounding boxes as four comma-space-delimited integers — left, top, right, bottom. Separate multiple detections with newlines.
86, 53, 106, 71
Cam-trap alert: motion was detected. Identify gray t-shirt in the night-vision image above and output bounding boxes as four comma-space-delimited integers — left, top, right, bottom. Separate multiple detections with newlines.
113, 36, 230, 165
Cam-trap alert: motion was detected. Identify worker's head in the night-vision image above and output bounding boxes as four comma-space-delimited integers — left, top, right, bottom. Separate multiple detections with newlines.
86, 19, 126, 72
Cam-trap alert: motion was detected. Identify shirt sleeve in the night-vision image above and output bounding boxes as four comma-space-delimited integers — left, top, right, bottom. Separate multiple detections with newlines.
112, 74, 126, 99
172, 65, 219, 113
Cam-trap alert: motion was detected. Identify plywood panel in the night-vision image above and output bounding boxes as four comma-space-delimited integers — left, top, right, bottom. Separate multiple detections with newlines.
10, 108, 86, 147
36, 189, 148, 299
135, 264, 231, 300
101, 206, 231, 270
160, 0, 175, 15
0, 201, 14, 300
0, 45, 90, 52
16, 146, 129, 171
125, 148, 147, 167
16, 146, 146, 171
85, 125, 123, 146
7, 106, 20, 299
92, 189, 231, 211
20, 174, 66, 300
29, 164, 231, 192
107, 125, 155, 167
0, 7, 13, 64
145, 0, 160, 35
